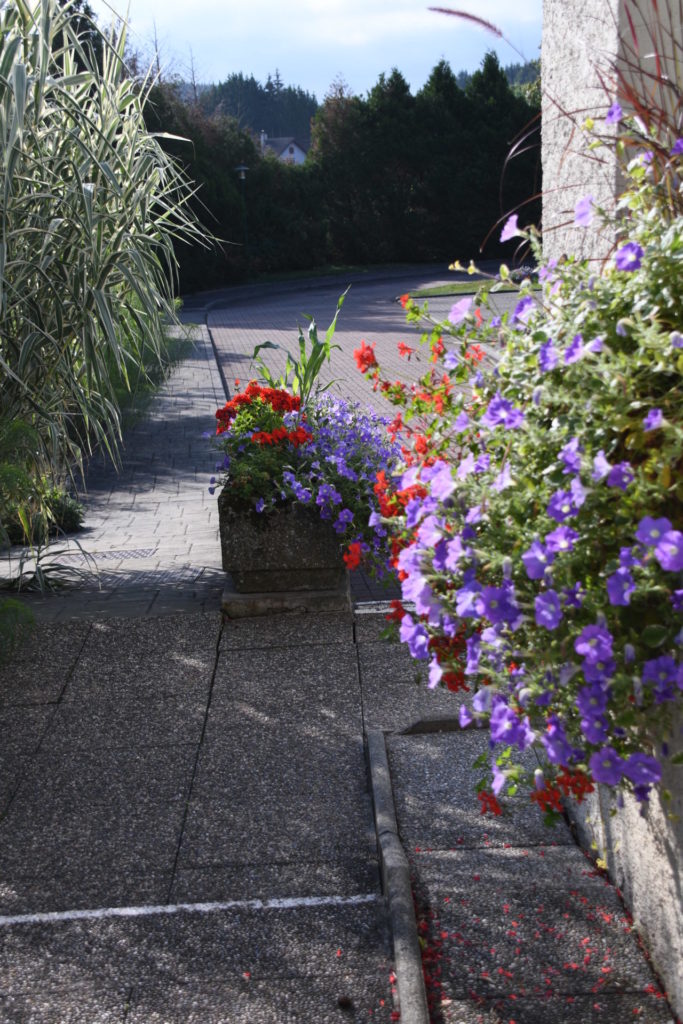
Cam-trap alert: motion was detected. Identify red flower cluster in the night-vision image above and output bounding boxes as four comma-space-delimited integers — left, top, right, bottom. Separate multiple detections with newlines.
530, 783, 564, 814
353, 340, 377, 373
343, 542, 363, 570
251, 425, 312, 447
215, 381, 301, 435
478, 790, 502, 816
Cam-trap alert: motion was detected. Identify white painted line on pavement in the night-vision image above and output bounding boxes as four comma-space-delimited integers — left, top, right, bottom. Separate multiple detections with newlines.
0, 892, 379, 928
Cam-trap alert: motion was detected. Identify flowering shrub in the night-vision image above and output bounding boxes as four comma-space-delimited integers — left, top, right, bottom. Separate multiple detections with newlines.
355, 129, 683, 817
209, 381, 400, 577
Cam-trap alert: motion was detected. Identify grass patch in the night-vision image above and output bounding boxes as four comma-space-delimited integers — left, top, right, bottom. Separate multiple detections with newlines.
410, 281, 541, 299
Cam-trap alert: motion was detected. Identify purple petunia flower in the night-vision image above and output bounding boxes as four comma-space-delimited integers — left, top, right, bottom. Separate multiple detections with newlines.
671, 590, 683, 612
605, 101, 622, 125
623, 753, 661, 787
583, 658, 616, 684
576, 684, 609, 720
636, 515, 673, 546
480, 392, 525, 430
513, 296, 535, 324
591, 450, 611, 481
563, 582, 584, 608
670, 138, 683, 156
615, 242, 644, 271
547, 489, 578, 522
399, 613, 430, 661
575, 624, 613, 663
448, 297, 473, 325
671, 331, 683, 348
606, 567, 635, 606
570, 476, 589, 509
459, 704, 473, 728
457, 452, 475, 479
654, 530, 683, 571
465, 634, 481, 675
492, 462, 513, 492
582, 716, 609, 745
541, 716, 575, 765
535, 589, 563, 630
564, 334, 584, 364
588, 335, 604, 353
545, 525, 579, 553
500, 213, 519, 242
642, 655, 678, 702
428, 656, 443, 689
574, 195, 594, 227
643, 408, 663, 431
589, 747, 624, 786
522, 540, 554, 580
607, 461, 635, 490
559, 437, 582, 474
255, 498, 266, 513
476, 585, 520, 627
443, 350, 459, 371
489, 698, 535, 750
538, 339, 559, 372
429, 460, 457, 502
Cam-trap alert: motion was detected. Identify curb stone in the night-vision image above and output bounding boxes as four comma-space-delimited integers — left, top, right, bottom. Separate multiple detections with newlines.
366, 729, 429, 1024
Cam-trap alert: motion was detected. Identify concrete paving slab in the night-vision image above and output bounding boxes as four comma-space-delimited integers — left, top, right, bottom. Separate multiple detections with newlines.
42, 695, 208, 751
387, 732, 573, 849
411, 848, 662, 1000
437, 994, 674, 1023
358, 639, 430, 686
0, 868, 172, 916
0, 791, 188, 880
125, 973, 396, 1023
0, 903, 391, 992
0, 622, 90, 705
211, 643, 362, 719
359, 646, 465, 733
0, 987, 129, 1023
64, 613, 219, 701
219, 611, 353, 650
178, 726, 375, 867
170, 859, 381, 904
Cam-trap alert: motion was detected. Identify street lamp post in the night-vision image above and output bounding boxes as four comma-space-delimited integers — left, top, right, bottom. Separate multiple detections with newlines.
234, 164, 249, 267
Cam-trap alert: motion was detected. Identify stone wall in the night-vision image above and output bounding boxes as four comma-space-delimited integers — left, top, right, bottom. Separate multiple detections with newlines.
541, 2, 683, 1015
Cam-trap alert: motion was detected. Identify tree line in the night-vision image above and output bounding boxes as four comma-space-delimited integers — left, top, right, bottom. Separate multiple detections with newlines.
142, 53, 541, 294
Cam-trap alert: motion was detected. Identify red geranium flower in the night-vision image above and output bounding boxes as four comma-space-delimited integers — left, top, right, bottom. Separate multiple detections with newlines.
353, 340, 378, 373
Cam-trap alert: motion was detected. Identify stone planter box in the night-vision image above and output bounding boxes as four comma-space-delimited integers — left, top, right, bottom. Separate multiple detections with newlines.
217, 492, 350, 617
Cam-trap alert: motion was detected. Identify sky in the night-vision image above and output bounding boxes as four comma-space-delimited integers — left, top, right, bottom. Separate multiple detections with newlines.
89, 0, 542, 100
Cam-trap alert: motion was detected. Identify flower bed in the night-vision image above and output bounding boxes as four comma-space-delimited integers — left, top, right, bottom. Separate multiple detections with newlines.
354, 128, 683, 819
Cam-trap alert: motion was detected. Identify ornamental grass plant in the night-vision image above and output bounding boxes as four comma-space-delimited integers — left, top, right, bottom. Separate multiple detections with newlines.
0, 0, 204, 548
354, 104, 683, 818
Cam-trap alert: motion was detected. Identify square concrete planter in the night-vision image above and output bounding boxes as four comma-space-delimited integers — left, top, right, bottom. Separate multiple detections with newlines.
217, 491, 350, 617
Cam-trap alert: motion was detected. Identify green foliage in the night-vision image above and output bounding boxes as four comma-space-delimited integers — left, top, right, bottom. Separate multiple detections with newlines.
0, 0, 204, 488
200, 70, 318, 141
145, 52, 539, 287
251, 289, 347, 405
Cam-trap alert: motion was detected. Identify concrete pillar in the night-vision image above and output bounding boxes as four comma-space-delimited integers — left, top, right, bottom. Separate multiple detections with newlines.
541, 0, 682, 262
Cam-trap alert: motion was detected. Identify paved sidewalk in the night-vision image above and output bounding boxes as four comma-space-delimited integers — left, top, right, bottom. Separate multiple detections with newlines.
0, 275, 677, 1023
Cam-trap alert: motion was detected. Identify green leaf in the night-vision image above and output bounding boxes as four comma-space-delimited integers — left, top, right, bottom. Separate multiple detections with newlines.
641, 624, 669, 648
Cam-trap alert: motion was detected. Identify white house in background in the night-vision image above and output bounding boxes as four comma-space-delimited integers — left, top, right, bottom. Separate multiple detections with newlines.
259, 131, 308, 165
